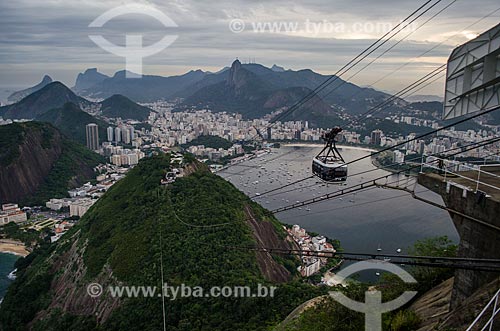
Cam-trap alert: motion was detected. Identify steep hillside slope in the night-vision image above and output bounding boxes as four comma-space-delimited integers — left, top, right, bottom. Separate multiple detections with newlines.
7, 75, 53, 103
0, 155, 323, 330
179, 62, 390, 122
410, 276, 500, 331
183, 60, 333, 120
0, 82, 92, 119
99, 94, 153, 121
73, 68, 109, 92
0, 122, 104, 205
36, 102, 110, 145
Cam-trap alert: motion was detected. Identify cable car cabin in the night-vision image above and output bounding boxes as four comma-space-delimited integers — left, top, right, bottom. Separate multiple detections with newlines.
312, 157, 348, 182
312, 127, 348, 182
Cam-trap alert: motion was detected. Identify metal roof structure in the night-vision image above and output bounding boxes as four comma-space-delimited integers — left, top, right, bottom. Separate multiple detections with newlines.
443, 23, 500, 119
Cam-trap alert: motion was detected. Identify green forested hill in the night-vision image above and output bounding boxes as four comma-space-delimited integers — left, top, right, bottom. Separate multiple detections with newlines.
0, 122, 104, 205
36, 102, 110, 145
99, 94, 153, 121
0, 82, 92, 119
0, 155, 324, 331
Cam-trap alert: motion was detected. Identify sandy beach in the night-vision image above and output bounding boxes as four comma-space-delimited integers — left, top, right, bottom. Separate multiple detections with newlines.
0, 240, 29, 257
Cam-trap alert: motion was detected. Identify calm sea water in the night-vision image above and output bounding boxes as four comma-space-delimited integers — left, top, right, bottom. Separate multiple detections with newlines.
220, 145, 459, 279
0, 253, 19, 300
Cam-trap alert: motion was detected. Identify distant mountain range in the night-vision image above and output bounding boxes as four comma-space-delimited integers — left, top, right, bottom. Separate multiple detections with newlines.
73, 68, 109, 92
178, 60, 390, 126
7, 75, 53, 103
4, 62, 494, 129
0, 81, 154, 122
3, 62, 399, 127
0, 82, 91, 119
72, 61, 391, 124
75, 69, 206, 102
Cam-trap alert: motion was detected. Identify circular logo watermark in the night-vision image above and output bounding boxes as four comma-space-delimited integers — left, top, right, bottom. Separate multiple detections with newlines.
87, 282, 103, 298
329, 260, 418, 331
88, 4, 178, 78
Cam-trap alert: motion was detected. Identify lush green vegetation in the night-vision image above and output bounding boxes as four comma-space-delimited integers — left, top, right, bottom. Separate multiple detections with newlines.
281, 236, 457, 331
0, 122, 54, 167
0, 151, 460, 331
359, 118, 431, 138
0, 82, 90, 119
0, 242, 55, 330
99, 94, 152, 121
407, 236, 457, 292
0, 222, 47, 248
21, 136, 105, 206
0, 155, 326, 330
36, 102, 110, 145
0, 122, 26, 166
133, 122, 152, 132
0, 122, 104, 206
182, 134, 233, 150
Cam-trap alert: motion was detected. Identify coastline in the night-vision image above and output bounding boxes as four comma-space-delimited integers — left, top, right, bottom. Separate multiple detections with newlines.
0, 241, 29, 257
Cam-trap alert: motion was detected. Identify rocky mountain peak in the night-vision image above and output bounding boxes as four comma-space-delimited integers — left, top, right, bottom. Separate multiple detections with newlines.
227, 59, 243, 88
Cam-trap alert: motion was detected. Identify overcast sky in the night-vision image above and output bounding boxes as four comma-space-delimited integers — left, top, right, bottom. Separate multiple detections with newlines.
1, 0, 499, 96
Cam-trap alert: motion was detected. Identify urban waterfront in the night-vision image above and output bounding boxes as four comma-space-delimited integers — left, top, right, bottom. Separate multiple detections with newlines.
220, 145, 459, 262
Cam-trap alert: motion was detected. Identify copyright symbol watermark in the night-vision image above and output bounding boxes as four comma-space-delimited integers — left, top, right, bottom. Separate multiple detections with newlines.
229, 19, 245, 33
87, 283, 103, 298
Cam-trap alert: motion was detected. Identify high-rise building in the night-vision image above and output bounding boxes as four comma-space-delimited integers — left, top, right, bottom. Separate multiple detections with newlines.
114, 127, 122, 143
107, 126, 114, 142
85, 123, 99, 151
122, 127, 131, 144
267, 127, 272, 140
128, 126, 135, 140
371, 130, 382, 146
418, 140, 425, 155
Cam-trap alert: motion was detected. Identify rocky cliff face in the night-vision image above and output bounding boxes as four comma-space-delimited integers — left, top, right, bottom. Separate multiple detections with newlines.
0, 122, 103, 205
0, 123, 63, 203
73, 68, 109, 92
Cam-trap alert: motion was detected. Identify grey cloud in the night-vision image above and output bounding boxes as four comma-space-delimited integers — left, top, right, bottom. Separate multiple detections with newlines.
0, 0, 498, 96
